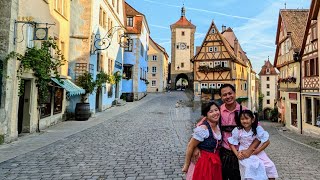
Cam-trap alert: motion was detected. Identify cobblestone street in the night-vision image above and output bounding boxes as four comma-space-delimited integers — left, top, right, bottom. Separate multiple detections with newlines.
0, 92, 319, 180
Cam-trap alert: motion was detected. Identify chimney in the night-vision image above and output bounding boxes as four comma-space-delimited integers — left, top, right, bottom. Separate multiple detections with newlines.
222, 25, 226, 32
234, 38, 238, 57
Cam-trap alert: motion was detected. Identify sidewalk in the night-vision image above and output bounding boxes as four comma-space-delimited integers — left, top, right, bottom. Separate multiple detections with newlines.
262, 120, 320, 151
0, 93, 159, 164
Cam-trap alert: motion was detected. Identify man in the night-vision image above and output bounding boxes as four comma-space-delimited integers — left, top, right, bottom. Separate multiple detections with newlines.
193, 84, 260, 180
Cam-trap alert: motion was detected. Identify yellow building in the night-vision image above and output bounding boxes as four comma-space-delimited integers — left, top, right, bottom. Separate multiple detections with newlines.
274, 9, 308, 131
147, 37, 169, 92
0, 0, 80, 142
192, 21, 251, 105
299, 0, 320, 135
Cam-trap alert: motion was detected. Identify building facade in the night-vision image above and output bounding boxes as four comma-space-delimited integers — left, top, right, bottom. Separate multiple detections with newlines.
259, 60, 279, 119
170, 6, 195, 89
193, 21, 251, 105
122, 2, 149, 101
147, 37, 169, 93
274, 9, 308, 130
299, 0, 320, 135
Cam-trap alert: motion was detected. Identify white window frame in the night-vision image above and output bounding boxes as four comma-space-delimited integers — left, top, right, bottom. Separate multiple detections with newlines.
214, 61, 221, 67
152, 66, 157, 73
151, 80, 156, 87
200, 62, 206, 66
209, 83, 216, 89
217, 83, 223, 89
201, 83, 208, 89
209, 62, 214, 68
152, 55, 157, 61
212, 29, 215, 33
208, 47, 214, 52
221, 61, 228, 67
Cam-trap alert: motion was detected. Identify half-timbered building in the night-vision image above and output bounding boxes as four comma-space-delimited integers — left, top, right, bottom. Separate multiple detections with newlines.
274, 9, 308, 131
192, 21, 251, 106
299, 0, 320, 135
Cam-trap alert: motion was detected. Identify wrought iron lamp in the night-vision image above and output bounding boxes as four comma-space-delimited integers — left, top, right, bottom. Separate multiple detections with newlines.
93, 26, 130, 52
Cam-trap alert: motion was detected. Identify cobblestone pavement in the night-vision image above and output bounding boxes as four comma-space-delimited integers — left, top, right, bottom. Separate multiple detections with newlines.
0, 91, 319, 180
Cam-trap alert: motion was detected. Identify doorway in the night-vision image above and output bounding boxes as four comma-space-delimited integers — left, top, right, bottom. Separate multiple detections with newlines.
95, 90, 100, 112
17, 80, 31, 134
291, 103, 297, 127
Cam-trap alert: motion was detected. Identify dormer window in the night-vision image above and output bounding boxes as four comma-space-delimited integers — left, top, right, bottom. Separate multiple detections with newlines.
209, 46, 218, 52
266, 68, 270, 74
127, 17, 133, 27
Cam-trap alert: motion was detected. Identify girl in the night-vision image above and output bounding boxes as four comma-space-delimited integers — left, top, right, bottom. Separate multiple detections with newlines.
228, 110, 278, 180
182, 101, 222, 180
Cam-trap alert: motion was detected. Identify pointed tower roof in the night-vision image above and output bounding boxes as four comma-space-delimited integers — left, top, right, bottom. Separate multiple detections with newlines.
170, 6, 195, 29
258, 59, 278, 76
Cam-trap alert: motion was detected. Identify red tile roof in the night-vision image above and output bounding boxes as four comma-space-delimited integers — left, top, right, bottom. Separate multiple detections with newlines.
258, 60, 278, 76
170, 16, 195, 29
125, 2, 149, 34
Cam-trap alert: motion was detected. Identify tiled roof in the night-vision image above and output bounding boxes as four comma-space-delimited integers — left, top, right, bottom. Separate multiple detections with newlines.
278, 9, 309, 50
125, 2, 146, 34
149, 37, 169, 59
258, 60, 278, 76
300, 0, 320, 56
170, 16, 195, 29
221, 27, 250, 66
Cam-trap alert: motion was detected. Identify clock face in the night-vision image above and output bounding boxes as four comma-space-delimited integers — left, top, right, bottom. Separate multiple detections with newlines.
35, 28, 47, 40
180, 42, 187, 50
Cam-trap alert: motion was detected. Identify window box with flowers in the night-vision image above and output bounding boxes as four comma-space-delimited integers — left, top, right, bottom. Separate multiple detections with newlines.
198, 65, 231, 73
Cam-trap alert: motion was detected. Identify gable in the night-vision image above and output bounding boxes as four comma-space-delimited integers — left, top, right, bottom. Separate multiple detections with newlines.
193, 21, 234, 62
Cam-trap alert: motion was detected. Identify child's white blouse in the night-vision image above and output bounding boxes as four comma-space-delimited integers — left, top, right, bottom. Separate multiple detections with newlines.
192, 126, 222, 142
228, 126, 269, 147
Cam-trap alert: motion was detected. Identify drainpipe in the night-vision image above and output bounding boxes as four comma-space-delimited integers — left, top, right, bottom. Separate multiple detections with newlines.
299, 57, 303, 134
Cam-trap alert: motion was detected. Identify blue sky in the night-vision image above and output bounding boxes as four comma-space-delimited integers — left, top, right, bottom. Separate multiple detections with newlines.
125, 0, 311, 73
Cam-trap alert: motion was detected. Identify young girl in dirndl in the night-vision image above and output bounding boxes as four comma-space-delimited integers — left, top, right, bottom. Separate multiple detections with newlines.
228, 110, 278, 180
182, 101, 222, 180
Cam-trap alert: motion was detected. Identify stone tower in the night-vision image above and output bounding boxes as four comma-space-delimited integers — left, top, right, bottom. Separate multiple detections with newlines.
170, 6, 196, 89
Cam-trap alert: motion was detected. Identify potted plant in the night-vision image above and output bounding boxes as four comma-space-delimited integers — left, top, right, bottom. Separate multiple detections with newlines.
75, 71, 96, 121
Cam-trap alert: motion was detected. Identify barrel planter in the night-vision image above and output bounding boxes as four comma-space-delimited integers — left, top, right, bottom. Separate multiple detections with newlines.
75, 103, 91, 121
126, 93, 134, 102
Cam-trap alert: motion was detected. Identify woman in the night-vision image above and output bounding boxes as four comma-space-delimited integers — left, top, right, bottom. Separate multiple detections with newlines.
182, 101, 222, 180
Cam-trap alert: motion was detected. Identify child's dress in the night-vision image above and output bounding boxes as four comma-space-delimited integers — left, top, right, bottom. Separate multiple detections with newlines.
186, 120, 222, 180
228, 126, 278, 180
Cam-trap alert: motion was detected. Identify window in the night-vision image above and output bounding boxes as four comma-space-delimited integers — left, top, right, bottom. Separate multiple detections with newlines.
266, 84, 270, 88
127, 17, 133, 27
152, 80, 156, 87
316, 58, 319, 75
181, 63, 184, 68
182, 31, 185, 36
152, 66, 157, 73
267, 100, 270, 104
99, 8, 107, 28
266, 91, 270, 96
97, 53, 103, 72
208, 47, 214, 52
53, 87, 63, 114
310, 59, 315, 76
112, 0, 115, 6
125, 39, 133, 52
214, 61, 221, 67
267, 77, 270, 81
201, 83, 208, 88
266, 68, 270, 74
152, 55, 157, 61
108, 59, 113, 75
140, 43, 144, 57
117, 0, 120, 13
217, 83, 223, 89
209, 83, 216, 89
209, 62, 213, 68
123, 65, 133, 79
221, 61, 228, 67
54, 0, 67, 16
212, 29, 215, 33
244, 83, 247, 90
40, 87, 52, 118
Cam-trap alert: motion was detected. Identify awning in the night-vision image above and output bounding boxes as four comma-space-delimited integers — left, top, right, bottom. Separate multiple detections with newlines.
51, 78, 85, 96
